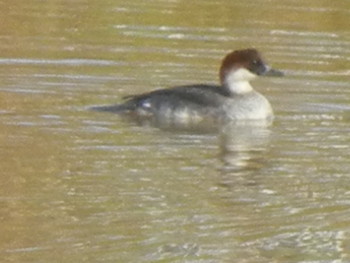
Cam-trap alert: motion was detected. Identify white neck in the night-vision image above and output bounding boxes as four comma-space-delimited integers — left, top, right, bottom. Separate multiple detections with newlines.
226, 81, 253, 94
224, 68, 257, 94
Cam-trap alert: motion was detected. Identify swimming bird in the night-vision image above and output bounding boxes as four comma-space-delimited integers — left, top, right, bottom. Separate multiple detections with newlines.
93, 48, 283, 125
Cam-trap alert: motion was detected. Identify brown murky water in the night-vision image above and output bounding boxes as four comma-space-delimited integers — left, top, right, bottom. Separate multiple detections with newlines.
1, 0, 350, 262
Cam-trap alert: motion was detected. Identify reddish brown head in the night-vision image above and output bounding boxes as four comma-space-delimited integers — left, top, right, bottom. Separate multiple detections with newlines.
219, 49, 282, 86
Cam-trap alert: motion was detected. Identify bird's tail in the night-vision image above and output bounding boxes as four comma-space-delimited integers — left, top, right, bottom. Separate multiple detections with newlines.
90, 103, 133, 113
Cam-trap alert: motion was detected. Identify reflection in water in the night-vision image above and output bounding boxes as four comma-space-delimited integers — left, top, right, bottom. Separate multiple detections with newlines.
99, 108, 272, 176
219, 121, 271, 172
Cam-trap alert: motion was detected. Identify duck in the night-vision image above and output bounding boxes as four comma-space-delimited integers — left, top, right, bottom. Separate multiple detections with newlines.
92, 48, 283, 125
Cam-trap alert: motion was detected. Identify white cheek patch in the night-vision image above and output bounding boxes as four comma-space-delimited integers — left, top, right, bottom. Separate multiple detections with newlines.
226, 68, 257, 82
224, 68, 256, 94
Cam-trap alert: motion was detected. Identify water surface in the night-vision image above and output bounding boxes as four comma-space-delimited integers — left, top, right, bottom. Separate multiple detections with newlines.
1, 0, 350, 262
